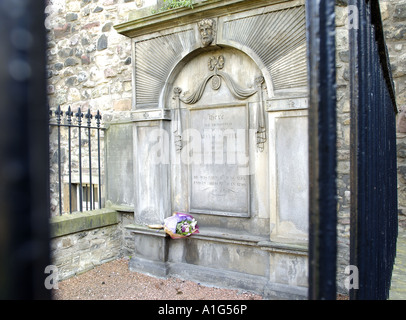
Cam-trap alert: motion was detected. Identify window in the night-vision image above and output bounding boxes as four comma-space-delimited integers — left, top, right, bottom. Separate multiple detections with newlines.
63, 183, 100, 213
79, 183, 99, 211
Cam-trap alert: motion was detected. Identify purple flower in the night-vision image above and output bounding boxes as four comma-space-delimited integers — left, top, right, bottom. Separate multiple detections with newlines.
182, 225, 190, 233
164, 213, 193, 232
163, 212, 199, 239
176, 213, 194, 222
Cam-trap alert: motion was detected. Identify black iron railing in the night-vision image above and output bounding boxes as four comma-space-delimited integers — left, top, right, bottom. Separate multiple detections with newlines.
49, 106, 105, 215
349, 0, 398, 300
306, 0, 398, 299
306, 0, 338, 300
307, 0, 398, 300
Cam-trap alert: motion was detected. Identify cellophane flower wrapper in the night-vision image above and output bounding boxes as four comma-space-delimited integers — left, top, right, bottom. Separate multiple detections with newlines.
164, 212, 199, 239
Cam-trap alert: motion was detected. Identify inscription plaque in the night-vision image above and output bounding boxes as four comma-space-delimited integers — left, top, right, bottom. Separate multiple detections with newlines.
189, 104, 250, 217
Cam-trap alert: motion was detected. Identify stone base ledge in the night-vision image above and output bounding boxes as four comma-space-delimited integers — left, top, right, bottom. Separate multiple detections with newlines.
125, 223, 167, 237
125, 223, 307, 255
50, 208, 118, 238
128, 258, 307, 300
259, 240, 307, 256
168, 262, 308, 300
126, 224, 308, 299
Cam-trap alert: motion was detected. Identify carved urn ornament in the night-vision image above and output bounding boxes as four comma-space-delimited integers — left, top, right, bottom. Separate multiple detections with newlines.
208, 55, 224, 90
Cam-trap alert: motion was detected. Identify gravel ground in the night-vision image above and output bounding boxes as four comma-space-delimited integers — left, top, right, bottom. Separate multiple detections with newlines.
52, 258, 264, 300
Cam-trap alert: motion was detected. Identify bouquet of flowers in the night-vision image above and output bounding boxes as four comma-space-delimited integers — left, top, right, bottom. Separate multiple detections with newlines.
163, 212, 199, 239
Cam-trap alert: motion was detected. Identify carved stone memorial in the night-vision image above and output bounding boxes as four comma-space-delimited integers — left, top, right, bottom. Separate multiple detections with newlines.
188, 103, 250, 217
112, 0, 309, 299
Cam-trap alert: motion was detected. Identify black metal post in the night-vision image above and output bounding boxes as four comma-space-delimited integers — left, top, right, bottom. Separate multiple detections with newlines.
55, 106, 63, 216
96, 111, 102, 209
0, 0, 51, 299
349, 0, 398, 300
306, 0, 337, 300
76, 108, 83, 212
66, 106, 73, 213
85, 183, 88, 211
86, 109, 93, 210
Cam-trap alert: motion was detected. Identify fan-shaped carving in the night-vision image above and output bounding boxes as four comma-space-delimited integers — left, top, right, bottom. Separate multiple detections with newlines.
222, 6, 307, 91
135, 29, 196, 106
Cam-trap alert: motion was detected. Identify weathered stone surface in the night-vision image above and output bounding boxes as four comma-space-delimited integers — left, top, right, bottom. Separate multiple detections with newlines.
385, 24, 406, 40
65, 76, 78, 86
124, 57, 131, 65
104, 67, 117, 78
54, 23, 71, 38
104, 0, 118, 5
50, 208, 118, 238
398, 107, 406, 133
384, 0, 406, 214
105, 124, 134, 207
50, 213, 129, 281
81, 0, 91, 8
64, 57, 79, 67
77, 71, 88, 82
58, 48, 73, 58
399, 166, 406, 182
48, 85, 55, 95
97, 34, 108, 51
54, 62, 64, 71
82, 21, 100, 30
113, 99, 131, 111
93, 6, 104, 13
189, 105, 250, 217
394, 3, 406, 21
102, 22, 114, 32
66, 13, 78, 21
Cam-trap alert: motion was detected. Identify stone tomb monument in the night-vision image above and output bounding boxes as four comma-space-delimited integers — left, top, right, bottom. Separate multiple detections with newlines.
112, 0, 309, 299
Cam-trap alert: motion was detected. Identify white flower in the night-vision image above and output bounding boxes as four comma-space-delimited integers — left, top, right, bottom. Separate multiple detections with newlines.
191, 219, 197, 229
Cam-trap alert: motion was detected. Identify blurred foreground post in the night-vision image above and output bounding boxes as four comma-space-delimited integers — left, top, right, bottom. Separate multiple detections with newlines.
306, 0, 338, 300
0, 0, 51, 299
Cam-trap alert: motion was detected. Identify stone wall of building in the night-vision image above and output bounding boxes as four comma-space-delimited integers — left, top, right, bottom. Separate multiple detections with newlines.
46, 0, 142, 216
382, 0, 406, 229
50, 208, 134, 280
52, 223, 121, 280
45, 0, 139, 119
333, 0, 406, 293
335, 2, 352, 293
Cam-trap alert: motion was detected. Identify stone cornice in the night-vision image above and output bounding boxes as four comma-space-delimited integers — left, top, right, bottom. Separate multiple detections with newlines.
114, 0, 294, 38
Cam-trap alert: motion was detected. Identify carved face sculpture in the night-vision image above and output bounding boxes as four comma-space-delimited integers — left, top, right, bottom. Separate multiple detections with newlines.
198, 19, 216, 47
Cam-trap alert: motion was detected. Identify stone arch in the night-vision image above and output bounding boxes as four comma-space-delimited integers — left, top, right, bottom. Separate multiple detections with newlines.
158, 44, 271, 109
